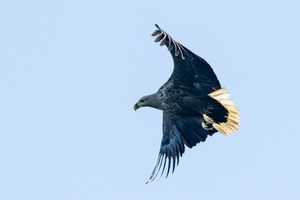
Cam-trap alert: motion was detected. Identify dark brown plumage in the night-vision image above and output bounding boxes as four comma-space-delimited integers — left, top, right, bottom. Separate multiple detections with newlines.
134, 24, 240, 183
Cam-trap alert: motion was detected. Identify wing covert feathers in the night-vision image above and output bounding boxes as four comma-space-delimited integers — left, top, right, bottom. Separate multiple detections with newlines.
206, 88, 240, 135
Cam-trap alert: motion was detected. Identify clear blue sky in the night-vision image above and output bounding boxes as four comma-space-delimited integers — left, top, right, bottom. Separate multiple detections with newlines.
0, 0, 299, 199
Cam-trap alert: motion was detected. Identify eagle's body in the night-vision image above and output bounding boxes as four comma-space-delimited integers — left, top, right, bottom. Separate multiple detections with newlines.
134, 25, 240, 183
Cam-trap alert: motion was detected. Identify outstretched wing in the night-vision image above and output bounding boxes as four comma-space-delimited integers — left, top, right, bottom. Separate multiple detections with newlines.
152, 24, 221, 96
146, 111, 212, 183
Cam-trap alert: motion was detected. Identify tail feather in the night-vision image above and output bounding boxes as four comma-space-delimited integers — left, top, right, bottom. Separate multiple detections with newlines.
203, 88, 240, 135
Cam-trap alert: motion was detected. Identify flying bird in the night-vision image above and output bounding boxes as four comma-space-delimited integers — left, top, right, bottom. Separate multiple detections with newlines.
134, 24, 240, 183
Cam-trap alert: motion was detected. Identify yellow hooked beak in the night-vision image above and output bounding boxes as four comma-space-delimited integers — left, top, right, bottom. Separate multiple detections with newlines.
134, 102, 143, 111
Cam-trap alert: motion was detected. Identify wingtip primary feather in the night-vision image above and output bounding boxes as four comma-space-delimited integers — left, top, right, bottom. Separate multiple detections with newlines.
146, 149, 182, 183
151, 25, 185, 60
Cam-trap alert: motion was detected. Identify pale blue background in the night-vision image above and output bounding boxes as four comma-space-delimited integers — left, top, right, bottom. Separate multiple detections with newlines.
0, 0, 299, 199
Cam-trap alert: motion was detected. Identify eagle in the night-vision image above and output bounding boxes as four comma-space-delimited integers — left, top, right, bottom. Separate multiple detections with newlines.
134, 24, 240, 183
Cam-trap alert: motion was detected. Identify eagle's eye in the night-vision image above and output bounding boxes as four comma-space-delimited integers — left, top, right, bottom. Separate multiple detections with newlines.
140, 98, 147, 103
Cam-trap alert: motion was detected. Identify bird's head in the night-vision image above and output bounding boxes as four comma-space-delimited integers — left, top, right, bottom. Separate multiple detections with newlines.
134, 95, 152, 111
134, 94, 161, 111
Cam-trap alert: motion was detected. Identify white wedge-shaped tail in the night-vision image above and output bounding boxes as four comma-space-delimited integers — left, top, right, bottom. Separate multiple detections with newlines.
205, 88, 240, 135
